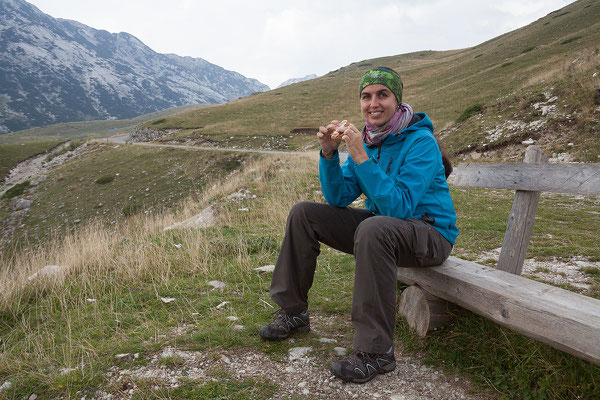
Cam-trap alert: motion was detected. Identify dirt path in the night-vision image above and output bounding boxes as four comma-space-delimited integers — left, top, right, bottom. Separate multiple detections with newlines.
94, 313, 490, 399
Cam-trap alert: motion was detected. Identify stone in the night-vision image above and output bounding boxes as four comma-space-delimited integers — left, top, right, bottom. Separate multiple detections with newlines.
0, 381, 12, 391
333, 347, 347, 357
207, 280, 226, 290
13, 199, 33, 210
233, 325, 244, 330
163, 206, 216, 231
216, 301, 229, 309
254, 265, 275, 273
318, 337, 337, 343
28, 394, 38, 400
522, 138, 535, 145
27, 265, 67, 281
30, 175, 46, 185
160, 297, 176, 303
289, 346, 312, 360
227, 316, 239, 321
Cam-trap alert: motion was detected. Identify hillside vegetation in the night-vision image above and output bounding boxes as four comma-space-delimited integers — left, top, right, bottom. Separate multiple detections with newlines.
1, 1, 600, 398
144, 0, 600, 162
0, 105, 207, 145
0, 153, 599, 398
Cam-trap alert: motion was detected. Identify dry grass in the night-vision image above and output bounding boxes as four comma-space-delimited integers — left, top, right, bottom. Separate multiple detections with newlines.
0, 154, 316, 316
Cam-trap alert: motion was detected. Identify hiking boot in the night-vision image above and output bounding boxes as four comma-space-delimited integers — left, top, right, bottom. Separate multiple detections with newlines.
258, 309, 310, 340
330, 346, 396, 384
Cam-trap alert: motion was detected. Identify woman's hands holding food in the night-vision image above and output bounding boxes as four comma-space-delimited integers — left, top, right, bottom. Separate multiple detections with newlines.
318, 120, 343, 159
318, 120, 368, 164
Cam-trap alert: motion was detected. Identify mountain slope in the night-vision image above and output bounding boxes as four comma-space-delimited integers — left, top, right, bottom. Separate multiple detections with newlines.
145, 0, 600, 161
0, 0, 268, 133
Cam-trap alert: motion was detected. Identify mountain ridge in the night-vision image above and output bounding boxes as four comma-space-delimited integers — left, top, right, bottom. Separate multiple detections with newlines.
0, 0, 269, 133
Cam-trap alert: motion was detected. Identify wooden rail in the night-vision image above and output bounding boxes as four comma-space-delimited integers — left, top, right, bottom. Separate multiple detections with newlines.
450, 163, 600, 196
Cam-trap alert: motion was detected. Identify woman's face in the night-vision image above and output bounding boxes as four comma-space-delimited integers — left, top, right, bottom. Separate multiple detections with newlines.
360, 84, 399, 127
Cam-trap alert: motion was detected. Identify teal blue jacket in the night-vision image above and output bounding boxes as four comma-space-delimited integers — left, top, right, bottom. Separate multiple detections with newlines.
319, 113, 459, 245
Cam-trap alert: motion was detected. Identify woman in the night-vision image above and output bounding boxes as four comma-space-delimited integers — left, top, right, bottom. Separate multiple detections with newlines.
259, 67, 458, 384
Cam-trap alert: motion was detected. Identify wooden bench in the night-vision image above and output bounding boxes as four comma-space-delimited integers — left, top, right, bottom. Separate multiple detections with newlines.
397, 145, 600, 366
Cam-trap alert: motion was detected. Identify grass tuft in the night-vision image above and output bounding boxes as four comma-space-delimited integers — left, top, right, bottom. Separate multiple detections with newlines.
94, 175, 115, 184
2, 180, 30, 199
456, 104, 484, 123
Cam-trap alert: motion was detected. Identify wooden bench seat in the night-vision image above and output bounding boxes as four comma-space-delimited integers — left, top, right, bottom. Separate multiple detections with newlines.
397, 145, 600, 366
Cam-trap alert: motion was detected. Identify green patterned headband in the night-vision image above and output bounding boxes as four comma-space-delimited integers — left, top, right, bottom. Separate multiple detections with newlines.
359, 67, 403, 105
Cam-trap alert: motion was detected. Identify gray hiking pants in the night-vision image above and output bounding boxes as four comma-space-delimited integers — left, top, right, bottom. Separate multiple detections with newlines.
270, 201, 452, 354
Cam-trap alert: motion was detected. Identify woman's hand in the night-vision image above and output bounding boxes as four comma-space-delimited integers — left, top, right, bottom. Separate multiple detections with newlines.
340, 123, 369, 164
317, 120, 342, 159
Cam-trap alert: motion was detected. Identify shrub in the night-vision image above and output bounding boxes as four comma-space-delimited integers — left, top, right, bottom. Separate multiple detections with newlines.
151, 118, 167, 125
121, 202, 140, 216
456, 104, 484, 123
500, 61, 513, 68
561, 36, 582, 45
522, 46, 535, 53
94, 175, 114, 184
1, 181, 30, 199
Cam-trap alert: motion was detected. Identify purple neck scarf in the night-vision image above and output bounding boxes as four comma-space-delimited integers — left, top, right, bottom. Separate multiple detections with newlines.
362, 102, 414, 146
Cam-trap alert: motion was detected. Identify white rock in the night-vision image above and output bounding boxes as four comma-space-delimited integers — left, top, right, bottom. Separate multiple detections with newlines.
238, 208, 249, 212
60, 367, 77, 375
227, 316, 239, 321
0, 381, 12, 391
254, 265, 275, 273
207, 281, 226, 290
522, 138, 535, 145
302, 389, 310, 395
568, 142, 574, 147
318, 337, 337, 343
221, 355, 231, 364
115, 353, 130, 359
160, 297, 176, 303
216, 301, 229, 309
163, 206, 216, 231
285, 366, 296, 373
298, 382, 308, 388
27, 265, 67, 281
173, 243, 182, 249
28, 394, 38, 400
233, 325, 244, 330
390, 396, 406, 400
289, 346, 312, 360
86, 298, 97, 303
333, 347, 347, 356
14, 199, 33, 210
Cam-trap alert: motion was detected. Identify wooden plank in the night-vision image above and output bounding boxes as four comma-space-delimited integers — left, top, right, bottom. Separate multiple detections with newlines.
450, 162, 600, 196
497, 146, 547, 274
397, 256, 600, 366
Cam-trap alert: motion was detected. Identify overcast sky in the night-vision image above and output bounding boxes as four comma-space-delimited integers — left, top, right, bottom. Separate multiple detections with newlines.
27, 0, 575, 89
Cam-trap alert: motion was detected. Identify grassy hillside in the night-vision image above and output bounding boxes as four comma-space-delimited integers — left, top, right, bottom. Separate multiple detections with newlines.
0, 154, 598, 399
0, 139, 65, 184
0, 104, 207, 145
0, 143, 256, 252
1, 1, 599, 398
143, 0, 600, 161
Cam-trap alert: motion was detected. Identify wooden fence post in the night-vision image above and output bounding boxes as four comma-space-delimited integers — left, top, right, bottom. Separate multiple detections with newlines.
496, 145, 548, 275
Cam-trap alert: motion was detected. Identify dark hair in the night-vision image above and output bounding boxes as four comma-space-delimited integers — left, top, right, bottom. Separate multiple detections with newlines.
436, 137, 453, 179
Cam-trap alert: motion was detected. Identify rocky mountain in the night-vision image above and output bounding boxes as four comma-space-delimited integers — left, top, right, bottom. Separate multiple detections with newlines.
0, 0, 269, 133
276, 74, 317, 88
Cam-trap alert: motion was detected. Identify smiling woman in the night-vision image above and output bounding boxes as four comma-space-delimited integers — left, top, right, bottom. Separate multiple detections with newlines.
258, 66, 459, 384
